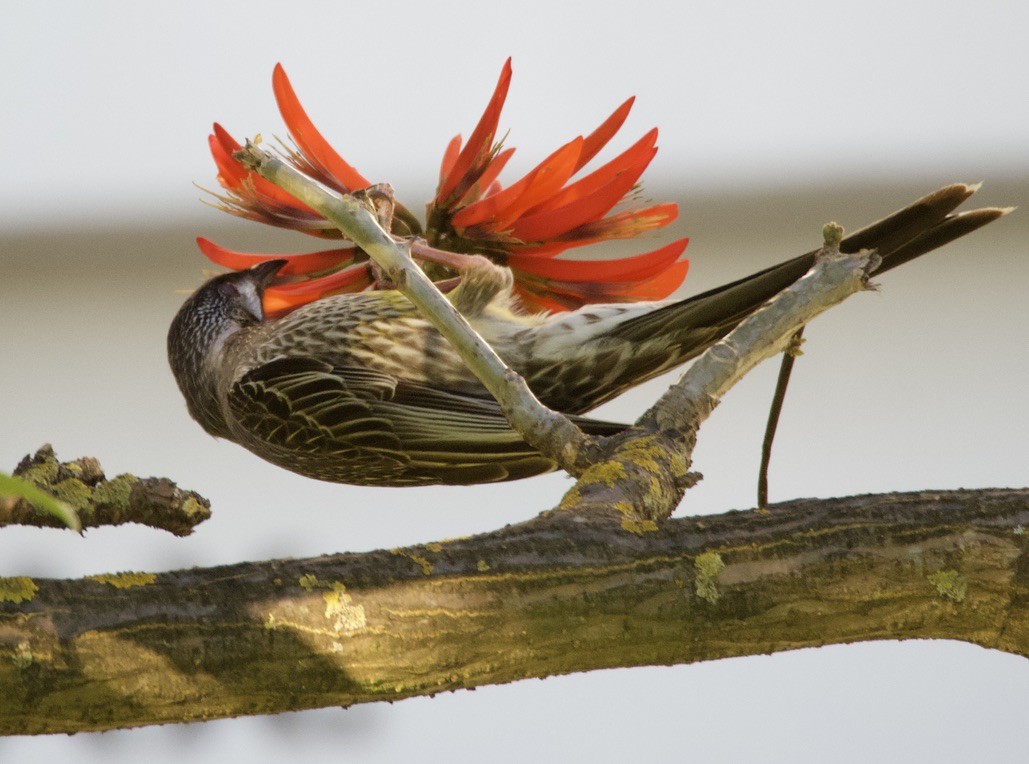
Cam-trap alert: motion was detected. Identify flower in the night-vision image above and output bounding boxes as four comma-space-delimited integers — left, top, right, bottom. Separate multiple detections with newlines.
201, 60, 689, 315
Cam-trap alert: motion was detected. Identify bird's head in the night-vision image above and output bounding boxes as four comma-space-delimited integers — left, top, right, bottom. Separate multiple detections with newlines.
167, 260, 286, 437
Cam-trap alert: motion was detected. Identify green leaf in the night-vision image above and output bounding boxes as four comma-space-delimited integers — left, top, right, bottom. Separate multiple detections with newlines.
0, 472, 82, 532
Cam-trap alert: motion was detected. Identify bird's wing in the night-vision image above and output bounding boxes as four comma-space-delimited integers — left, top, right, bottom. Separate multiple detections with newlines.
227, 356, 624, 485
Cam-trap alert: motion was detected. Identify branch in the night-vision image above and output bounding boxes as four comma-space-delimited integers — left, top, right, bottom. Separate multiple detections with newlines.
560, 226, 879, 526
1, 487, 1025, 734
0, 445, 211, 536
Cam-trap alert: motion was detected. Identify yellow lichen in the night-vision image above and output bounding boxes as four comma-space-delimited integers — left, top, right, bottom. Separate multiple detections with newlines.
476, 560, 491, 572
10, 641, 33, 669
180, 496, 206, 518
557, 486, 582, 511
694, 551, 725, 604
323, 582, 367, 634
614, 501, 658, 535
0, 576, 38, 604
293, 575, 368, 634
621, 516, 659, 535
85, 571, 156, 589
928, 569, 967, 603
579, 461, 627, 488
425, 542, 443, 553
390, 549, 434, 575
621, 436, 664, 472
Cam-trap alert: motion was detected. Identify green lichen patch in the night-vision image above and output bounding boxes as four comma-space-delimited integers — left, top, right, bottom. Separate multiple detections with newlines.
694, 552, 725, 604
0, 576, 38, 604
928, 569, 967, 603
91, 474, 135, 507
50, 478, 92, 510
17, 458, 59, 487
85, 571, 156, 589
476, 560, 491, 572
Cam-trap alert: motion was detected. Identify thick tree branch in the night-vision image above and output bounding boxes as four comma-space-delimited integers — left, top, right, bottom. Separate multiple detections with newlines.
1, 487, 1025, 734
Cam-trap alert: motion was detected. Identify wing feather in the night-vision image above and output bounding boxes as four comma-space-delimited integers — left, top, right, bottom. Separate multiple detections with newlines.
227, 356, 625, 485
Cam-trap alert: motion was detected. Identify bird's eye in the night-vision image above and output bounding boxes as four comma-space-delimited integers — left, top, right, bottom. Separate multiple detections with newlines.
217, 281, 241, 300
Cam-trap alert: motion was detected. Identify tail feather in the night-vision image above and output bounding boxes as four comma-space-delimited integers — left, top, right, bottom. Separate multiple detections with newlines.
875, 206, 1010, 272
609, 183, 1004, 348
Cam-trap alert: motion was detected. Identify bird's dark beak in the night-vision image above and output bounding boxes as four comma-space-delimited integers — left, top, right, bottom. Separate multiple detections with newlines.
250, 259, 289, 290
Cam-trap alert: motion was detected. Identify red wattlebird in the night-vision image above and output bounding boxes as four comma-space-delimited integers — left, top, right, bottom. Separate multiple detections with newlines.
168, 184, 1006, 486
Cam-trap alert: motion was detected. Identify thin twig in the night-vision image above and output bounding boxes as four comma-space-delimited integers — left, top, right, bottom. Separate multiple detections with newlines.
758, 326, 805, 508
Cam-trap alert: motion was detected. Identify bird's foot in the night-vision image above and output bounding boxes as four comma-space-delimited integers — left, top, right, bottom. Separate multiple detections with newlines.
405, 240, 513, 316
351, 183, 396, 232
445, 255, 514, 316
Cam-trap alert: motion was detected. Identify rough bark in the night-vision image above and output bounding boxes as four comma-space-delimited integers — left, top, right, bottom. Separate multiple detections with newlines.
1, 487, 1025, 734
0, 445, 211, 536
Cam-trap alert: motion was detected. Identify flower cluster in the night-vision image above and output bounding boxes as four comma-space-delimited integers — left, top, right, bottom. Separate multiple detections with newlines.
202, 60, 689, 315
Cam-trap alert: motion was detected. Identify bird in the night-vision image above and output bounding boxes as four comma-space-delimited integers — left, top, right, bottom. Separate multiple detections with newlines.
168, 184, 1006, 486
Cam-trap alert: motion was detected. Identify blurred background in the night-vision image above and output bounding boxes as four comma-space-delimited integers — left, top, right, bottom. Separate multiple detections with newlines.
2, 1, 1027, 761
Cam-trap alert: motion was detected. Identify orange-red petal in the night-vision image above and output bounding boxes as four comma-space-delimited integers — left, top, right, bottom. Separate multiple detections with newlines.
272, 63, 372, 192
608, 258, 691, 301
210, 124, 315, 211
263, 263, 373, 315
575, 97, 635, 172
457, 147, 515, 206
435, 58, 513, 205
510, 149, 655, 242
521, 128, 658, 218
514, 202, 680, 256
196, 237, 356, 275
452, 137, 583, 230
439, 135, 462, 184
507, 238, 688, 283
512, 249, 690, 313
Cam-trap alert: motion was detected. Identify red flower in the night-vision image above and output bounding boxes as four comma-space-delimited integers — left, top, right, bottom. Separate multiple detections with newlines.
201, 60, 688, 315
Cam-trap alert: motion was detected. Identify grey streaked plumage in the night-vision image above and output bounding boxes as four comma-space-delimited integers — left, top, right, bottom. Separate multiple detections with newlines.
168, 184, 1006, 486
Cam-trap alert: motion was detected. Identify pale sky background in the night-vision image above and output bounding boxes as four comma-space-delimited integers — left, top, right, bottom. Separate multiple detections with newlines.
1, 1, 1027, 762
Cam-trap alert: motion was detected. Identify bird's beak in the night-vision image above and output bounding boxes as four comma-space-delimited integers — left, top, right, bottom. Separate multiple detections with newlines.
250, 259, 289, 290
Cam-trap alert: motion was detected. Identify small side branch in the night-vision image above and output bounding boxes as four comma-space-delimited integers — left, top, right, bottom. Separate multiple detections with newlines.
0, 445, 211, 536
234, 145, 594, 474
561, 227, 880, 523
759, 326, 805, 507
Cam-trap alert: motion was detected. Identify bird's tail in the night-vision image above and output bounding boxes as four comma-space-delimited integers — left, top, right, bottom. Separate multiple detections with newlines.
607, 183, 1009, 350
542, 184, 1010, 414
